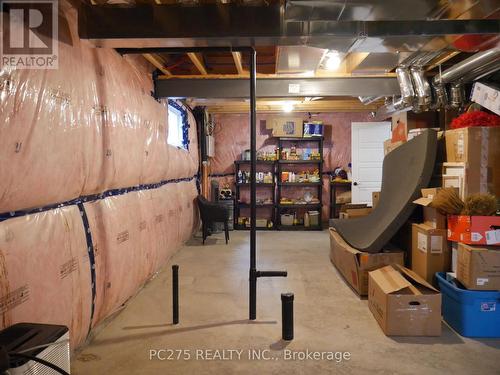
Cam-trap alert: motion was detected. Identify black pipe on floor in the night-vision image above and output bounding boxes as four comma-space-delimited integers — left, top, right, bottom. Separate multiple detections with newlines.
172, 264, 179, 325
281, 293, 294, 341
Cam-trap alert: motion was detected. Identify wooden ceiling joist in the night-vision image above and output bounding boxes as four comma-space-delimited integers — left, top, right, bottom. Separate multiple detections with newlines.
231, 51, 244, 74
157, 72, 396, 80
425, 51, 461, 71
345, 52, 370, 73
187, 52, 208, 75
142, 53, 171, 76
202, 99, 381, 114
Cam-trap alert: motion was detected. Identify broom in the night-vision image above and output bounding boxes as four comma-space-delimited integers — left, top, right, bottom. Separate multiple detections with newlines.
462, 193, 498, 216
431, 188, 464, 215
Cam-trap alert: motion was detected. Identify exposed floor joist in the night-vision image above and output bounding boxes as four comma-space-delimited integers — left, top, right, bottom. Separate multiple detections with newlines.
345, 52, 370, 73
142, 53, 171, 76
157, 72, 397, 80
187, 52, 208, 75
231, 51, 245, 75
425, 51, 461, 71
199, 99, 381, 113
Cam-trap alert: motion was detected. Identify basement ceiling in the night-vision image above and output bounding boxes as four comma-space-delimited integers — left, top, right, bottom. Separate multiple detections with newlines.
78, 0, 500, 84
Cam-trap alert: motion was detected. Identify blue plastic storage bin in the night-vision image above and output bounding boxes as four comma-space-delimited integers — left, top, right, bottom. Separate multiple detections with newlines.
436, 272, 500, 338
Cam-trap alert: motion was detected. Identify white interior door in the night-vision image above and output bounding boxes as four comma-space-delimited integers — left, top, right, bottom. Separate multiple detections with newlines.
351, 122, 391, 204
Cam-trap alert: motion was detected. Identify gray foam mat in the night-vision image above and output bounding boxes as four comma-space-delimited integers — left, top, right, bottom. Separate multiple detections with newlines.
331, 129, 437, 253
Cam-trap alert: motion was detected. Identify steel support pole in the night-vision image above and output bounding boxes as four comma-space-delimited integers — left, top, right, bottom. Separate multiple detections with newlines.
249, 48, 257, 320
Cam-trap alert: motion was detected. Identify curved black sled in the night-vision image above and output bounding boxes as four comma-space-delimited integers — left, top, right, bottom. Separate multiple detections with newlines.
331, 129, 437, 253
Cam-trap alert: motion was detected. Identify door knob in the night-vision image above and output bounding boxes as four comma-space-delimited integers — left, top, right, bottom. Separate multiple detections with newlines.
353, 182, 358, 186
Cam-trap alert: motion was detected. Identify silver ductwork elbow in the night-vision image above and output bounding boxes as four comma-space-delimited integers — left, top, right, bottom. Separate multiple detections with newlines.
396, 67, 415, 107
410, 66, 432, 112
450, 83, 466, 110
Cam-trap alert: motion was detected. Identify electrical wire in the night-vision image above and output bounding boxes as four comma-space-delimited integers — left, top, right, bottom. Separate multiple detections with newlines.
8, 352, 69, 375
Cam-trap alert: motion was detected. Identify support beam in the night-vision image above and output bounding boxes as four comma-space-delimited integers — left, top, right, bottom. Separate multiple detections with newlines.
142, 53, 171, 76
155, 77, 400, 98
187, 52, 208, 75
232, 51, 244, 75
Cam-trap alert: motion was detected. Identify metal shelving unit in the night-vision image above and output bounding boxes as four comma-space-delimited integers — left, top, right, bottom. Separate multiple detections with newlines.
276, 137, 324, 231
330, 180, 352, 219
234, 160, 277, 230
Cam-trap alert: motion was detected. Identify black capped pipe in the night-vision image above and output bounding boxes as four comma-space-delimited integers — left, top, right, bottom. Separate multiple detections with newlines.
281, 293, 294, 341
172, 265, 179, 325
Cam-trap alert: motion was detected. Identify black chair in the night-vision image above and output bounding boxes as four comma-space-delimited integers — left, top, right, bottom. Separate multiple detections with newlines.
196, 195, 230, 244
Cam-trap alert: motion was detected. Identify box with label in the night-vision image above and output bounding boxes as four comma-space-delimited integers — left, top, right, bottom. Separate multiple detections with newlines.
303, 121, 324, 137
329, 229, 404, 296
412, 223, 451, 284
368, 264, 442, 336
412, 188, 447, 229
444, 127, 500, 196
271, 117, 304, 138
447, 215, 500, 245
456, 243, 500, 291
471, 82, 500, 116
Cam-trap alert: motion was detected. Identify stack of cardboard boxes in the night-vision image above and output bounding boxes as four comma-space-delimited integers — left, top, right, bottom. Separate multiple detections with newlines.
411, 188, 451, 285
330, 121, 499, 338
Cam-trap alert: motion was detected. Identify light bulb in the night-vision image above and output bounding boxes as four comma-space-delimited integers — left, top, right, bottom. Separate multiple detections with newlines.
325, 52, 341, 70
282, 101, 294, 113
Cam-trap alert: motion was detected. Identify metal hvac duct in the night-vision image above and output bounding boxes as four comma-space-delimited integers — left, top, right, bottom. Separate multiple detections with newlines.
432, 48, 500, 86
395, 67, 415, 107
410, 66, 432, 112
433, 48, 500, 109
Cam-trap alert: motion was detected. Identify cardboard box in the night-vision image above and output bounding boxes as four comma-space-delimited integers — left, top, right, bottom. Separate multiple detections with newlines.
372, 192, 380, 208
412, 223, 451, 284
471, 82, 500, 116
391, 111, 437, 143
447, 215, 500, 245
444, 127, 500, 196
368, 264, 441, 336
383, 139, 404, 155
456, 243, 500, 291
271, 117, 304, 137
345, 207, 372, 218
412, 188, 447, 229
329, 229, 404, 296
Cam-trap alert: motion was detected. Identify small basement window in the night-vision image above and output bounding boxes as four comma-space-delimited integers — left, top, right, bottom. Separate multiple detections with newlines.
167, 99, 189, 150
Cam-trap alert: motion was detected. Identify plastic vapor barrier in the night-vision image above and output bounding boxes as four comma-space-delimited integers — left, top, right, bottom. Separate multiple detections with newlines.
0, 207, 92, 348
0, 2, 199, 349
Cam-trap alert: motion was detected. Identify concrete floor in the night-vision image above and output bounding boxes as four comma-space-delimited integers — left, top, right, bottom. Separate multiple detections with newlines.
73, 230, 500, 375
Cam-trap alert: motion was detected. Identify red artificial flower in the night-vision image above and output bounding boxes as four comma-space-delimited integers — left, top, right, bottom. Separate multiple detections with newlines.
450, 111, 500, 129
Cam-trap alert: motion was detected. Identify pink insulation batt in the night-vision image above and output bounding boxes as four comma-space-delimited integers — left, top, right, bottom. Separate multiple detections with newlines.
0, 3, 199, 348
